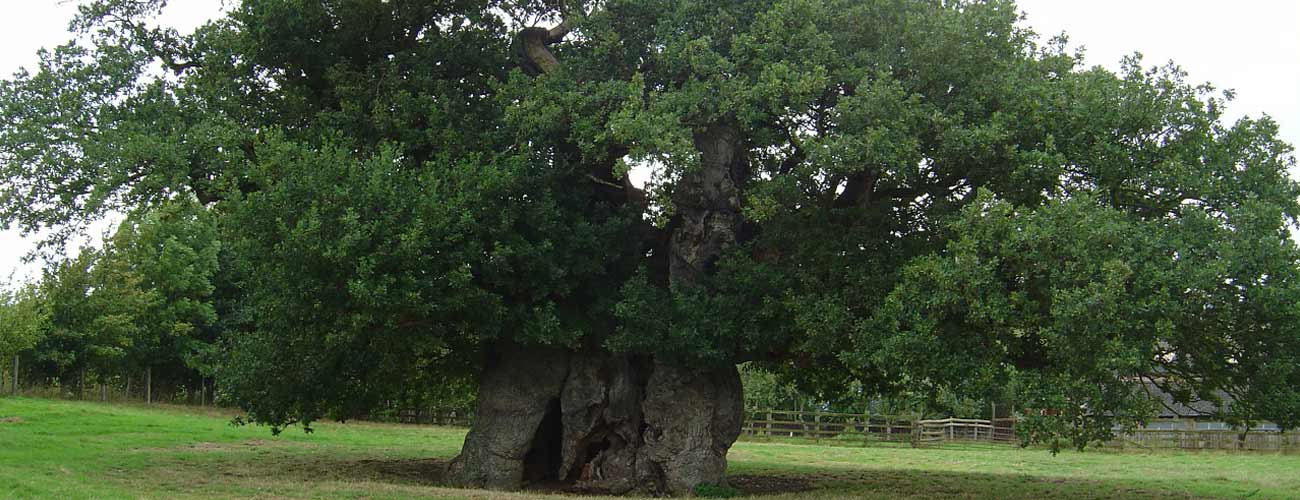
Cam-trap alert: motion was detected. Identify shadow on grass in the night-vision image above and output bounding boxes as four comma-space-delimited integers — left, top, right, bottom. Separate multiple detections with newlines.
139, 442, 1254, 499
222, 453, 451, 486
196, 452, 819, 496
148, 446, 821, 497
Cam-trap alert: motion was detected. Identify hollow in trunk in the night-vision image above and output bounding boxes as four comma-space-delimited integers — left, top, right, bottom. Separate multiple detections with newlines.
448, 346, 743, 496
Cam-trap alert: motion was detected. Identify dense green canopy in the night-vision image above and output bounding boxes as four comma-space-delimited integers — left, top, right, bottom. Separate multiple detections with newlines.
2, 0, 1298, 447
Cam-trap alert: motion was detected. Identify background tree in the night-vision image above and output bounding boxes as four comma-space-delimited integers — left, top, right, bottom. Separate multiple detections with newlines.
1, 280, 48, 393
2, 0, 1298, 495
30, 248, 152, 395
0, 282, 46, 356
18, 200, 219, 401
108, 199, 221, 400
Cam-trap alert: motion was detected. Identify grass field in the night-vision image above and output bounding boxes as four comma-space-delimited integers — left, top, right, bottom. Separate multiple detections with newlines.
1, 397, 1298, 499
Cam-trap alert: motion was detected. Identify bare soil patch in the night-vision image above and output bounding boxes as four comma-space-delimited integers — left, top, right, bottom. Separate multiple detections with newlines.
728, 474, 816, 495
211, 454, 452, 486
520, 473, 814, 497
333, 457, 449, 485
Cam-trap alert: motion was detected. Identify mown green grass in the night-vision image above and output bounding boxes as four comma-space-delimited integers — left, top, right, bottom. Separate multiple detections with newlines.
1, 397, 1298, 499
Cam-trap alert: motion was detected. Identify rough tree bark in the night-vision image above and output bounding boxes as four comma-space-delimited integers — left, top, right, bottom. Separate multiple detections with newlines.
670, 124, 746, 289
448, 14, 750, 496
448, 346, 742, 496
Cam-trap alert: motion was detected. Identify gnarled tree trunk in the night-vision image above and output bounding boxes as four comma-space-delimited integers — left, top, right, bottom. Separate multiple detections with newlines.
448, 347, 742, 496
452, 22, 754, 494
449, 122, 749, 495
452, 348, 748, 493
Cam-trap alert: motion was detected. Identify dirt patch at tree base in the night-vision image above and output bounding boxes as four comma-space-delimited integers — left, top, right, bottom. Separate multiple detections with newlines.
728, 474, 816, 495
138, 441, 816, 499
342, 458, 449, 485
523, 473, 814, 497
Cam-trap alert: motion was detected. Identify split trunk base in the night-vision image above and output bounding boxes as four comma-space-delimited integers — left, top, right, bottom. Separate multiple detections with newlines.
447, 347, 743, 496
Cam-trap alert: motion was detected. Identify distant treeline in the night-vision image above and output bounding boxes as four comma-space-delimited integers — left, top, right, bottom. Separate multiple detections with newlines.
1, 200, 221, 402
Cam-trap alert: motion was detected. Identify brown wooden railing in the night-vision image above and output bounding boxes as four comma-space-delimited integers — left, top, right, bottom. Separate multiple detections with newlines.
385, 408, 474, 426
738, 409, 1296, 452
915, 417, 1017, 444
740, 409, 916, 444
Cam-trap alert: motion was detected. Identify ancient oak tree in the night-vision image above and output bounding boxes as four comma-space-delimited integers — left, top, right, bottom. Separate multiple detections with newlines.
3, 0, 1299, 495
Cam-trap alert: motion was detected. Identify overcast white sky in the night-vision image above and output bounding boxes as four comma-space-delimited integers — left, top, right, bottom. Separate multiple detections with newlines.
1, 0, 1298, 285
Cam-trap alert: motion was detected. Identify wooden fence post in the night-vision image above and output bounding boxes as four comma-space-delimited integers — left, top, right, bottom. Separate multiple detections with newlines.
766, 410, 773, 441
863, 412, 870, 447
8, 355, 15, 396
145, 367, 152, 404
813, 412, 821, 444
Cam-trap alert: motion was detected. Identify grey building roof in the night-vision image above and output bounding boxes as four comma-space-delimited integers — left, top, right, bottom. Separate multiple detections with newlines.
1142, 382, 1233, 418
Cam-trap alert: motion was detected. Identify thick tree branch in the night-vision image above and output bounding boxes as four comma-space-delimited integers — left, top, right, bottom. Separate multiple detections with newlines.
518, 27, 562, 74
546, 9, 583, 43
516, 4, 586, 75
778, 127, 806, 176
584, 173, 622, 189
835, 171, 876, 209
669, 124, 747, 289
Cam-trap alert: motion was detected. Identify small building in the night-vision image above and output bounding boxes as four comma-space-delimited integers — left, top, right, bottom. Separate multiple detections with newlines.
1138, 382, 1278, 431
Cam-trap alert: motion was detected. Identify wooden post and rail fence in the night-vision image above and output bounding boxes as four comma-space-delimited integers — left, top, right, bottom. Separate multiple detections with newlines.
736, 409, 1296, 452
0, 364, 212, 406
349, 405, 1295, 452
737, 409, 1018, 446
